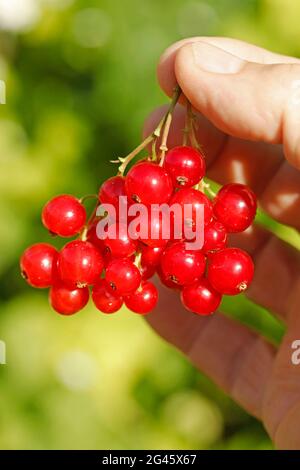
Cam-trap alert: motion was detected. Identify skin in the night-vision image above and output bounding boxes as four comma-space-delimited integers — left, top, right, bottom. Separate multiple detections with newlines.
143, 37, 300, 449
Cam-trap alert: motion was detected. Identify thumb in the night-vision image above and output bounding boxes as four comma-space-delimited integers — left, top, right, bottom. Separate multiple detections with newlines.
174, 41, 300, 169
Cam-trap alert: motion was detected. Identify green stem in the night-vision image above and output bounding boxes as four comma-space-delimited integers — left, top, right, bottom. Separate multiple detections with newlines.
112, 85, 181, 175
159, 85, 181, 165
187, 101, 201, 151
80, 194, 98, 204
203, 180, 217, 198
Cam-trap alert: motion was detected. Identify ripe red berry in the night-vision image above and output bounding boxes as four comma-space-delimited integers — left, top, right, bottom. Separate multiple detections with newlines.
207, 247, 254, 295
57, 240, 104, 287
20, 243, 58, 288
141, 245, 164, 267
102, 222, 138, 258
125, 162, 173, 205
156, 265, 181, 290
49, 283, 89, 315
138, 210, 169, 247
87, 222, 105, 252
181, 278, 222, 315
98, 175, 126, 213
140, 261, 156, 280
164, 146, 206, 188
170, 188, 213, 238
213, 183, 257, 233
105, 258, 141, 295
92, 279, 123, 314
42, 195, 86, 237
203, 220, 227, 254
160, 241, 206, 286
124, 281, 158, 314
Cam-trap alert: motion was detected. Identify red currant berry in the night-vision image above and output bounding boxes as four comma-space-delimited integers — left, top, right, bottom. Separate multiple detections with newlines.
170, 188, 213, 238
105, 258, 141, 295
92, 279, 123, 314
49, 283, 89, 315
160, 241, 206, 286
87, 222, 105, 252
207, 247, 254, 295
157, 265, 181, 290
20, 243, 58, 288
57, 240, 104, 287
141, 245, 164, 267
103, 222, 137, 258
138, 211, 169, 247
125, 162, 173, 205
164, 146, 206, 188
124, 281, 158, 314
98, 175, 126, 213
42, 195, 86, 237
203, 220, 227, 254
140, 261, 156, 280
213, 183, 257, 233
181, 278, 222, 315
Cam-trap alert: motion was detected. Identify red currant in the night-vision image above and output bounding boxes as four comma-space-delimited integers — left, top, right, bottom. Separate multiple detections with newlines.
42, 194, 86, 237
140, 261, 156, 280
87, 222, 105, 252
105, 258, 141, 295
98, 175, 126, 213
102, 222, 137, 258
213, 183, 257, 233
49, 283, 89, 315
138, 211, 169, 247
124, 281, 158, 314
164, 146, 205, 188
20, 243, 58, 288
57, 240, 104, 287
207, 247, 254, 295
92, 279, 123, 314
181, 278, 222, 315
170, 188, 213, 238
125, 162, 173, 205
141, 245, 164, 267
203, 220, 227, 254
160, 241, 206, 286
157, 265, 181, 290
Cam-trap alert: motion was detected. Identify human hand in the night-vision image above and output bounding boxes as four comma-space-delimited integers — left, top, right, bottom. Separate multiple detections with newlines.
144, 37, 300, 449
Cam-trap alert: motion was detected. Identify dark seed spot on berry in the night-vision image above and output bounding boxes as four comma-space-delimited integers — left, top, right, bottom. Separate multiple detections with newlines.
21, 270, 28, 280
110, 282, 116, 291
170, 275, 179, 284
131, 194, 141, 203
177, 176, 188, 185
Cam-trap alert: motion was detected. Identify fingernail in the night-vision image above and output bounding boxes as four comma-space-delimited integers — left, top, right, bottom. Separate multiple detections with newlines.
191, 42, 244, 74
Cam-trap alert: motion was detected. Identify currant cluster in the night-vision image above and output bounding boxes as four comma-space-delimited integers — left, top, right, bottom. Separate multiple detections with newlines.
20, 87, 256, 317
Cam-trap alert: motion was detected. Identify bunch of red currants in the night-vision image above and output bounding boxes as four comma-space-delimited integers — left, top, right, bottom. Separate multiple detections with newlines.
20, 89, 256, 317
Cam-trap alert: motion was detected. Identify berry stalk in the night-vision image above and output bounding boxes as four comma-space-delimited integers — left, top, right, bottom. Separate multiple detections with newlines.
113, 85, 181, 175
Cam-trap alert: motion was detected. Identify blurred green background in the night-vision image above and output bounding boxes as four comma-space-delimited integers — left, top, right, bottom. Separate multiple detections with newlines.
0, 0, 299, 450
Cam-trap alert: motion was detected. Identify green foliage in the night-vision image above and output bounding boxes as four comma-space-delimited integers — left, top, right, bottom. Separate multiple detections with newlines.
0, 0, 298, 450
